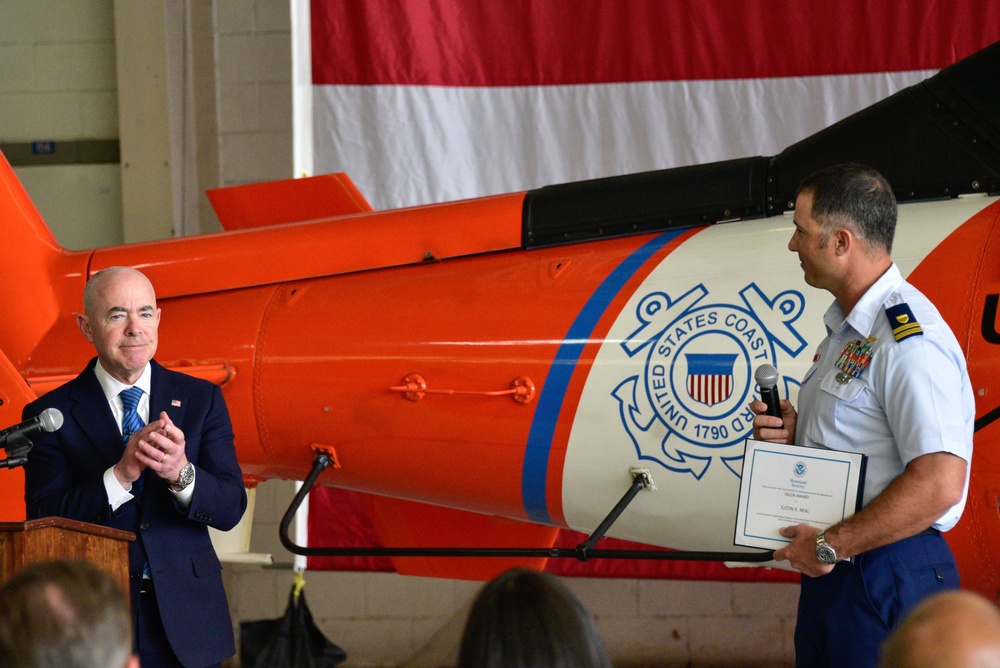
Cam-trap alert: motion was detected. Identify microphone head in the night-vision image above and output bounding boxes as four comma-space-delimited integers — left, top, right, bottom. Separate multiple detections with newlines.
39, 408, 63, 432
754, 364, 779, 389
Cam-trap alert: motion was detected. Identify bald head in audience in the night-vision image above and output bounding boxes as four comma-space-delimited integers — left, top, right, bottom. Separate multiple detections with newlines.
880, 590, 1000, 668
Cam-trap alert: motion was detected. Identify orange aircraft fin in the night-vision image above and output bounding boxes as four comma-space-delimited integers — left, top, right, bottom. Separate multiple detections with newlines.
206, 173, 374, 231
361, 495, 558, 580
0, 152, 82, 372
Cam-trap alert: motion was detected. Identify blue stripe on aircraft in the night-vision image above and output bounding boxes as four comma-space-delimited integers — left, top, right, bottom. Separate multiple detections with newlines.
521, 229, 689, 524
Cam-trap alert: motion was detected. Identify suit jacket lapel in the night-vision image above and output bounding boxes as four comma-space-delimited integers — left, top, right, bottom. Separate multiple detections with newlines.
67, 360, 123, 467
149, 360, 187, 429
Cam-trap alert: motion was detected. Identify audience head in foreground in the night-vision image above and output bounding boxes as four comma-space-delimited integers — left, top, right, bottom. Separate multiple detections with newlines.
880, 590, 1000, 668
0, 559, 137, 668
457, 567, 612, 668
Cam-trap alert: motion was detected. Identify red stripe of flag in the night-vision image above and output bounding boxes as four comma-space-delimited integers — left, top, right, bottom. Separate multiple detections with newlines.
312, 0, 1000, 86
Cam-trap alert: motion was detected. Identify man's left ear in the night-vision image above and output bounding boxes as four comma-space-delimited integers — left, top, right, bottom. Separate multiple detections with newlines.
834, 228, 852, 255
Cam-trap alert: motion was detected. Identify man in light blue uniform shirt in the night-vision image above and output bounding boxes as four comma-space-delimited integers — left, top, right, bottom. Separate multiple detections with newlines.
751, 163, 974, 668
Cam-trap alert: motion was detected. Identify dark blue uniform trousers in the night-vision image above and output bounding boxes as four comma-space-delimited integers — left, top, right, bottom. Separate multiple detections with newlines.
794, 531, 958, 668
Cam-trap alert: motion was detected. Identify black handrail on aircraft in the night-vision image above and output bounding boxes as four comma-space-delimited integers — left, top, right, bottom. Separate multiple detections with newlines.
278, 451, 777, 564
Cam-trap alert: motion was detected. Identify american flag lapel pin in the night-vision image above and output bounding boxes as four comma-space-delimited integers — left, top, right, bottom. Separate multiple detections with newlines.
171, 400, 182, 407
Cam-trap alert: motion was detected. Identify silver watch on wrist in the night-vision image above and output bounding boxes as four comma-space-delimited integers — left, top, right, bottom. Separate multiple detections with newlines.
816, 531, 839, 564
170, 462, 194, 492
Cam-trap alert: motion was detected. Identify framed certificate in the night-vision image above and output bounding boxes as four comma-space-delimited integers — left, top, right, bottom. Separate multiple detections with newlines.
734, 439, 867, 550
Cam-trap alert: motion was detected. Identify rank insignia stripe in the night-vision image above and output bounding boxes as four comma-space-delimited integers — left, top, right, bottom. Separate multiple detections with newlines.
885, 303, 924, 342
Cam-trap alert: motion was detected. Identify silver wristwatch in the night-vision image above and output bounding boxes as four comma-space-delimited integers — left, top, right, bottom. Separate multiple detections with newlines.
171, 462, 195, 492
816, 531, 839, 564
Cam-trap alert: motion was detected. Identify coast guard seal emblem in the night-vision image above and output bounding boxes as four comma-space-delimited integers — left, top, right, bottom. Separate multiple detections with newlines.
612, 282, 806, 479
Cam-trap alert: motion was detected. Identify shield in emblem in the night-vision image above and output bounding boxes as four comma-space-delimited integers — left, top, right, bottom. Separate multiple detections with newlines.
684, 353, 738, 407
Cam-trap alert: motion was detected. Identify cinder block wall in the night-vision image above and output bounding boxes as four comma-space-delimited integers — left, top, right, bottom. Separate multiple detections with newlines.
0, 0, 122, 249
0, 0, 117, 140
215, 0, 293, 187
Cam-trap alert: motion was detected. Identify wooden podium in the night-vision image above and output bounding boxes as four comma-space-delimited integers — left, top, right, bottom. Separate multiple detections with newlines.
0, 517, 134, 595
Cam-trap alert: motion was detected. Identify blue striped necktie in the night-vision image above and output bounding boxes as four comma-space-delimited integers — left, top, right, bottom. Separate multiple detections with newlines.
120, 386, 151, 577
119, 386, 146, 495
119, 386, 145, 442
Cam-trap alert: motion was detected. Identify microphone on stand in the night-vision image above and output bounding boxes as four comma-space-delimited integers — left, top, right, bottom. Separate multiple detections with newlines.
0, 408, 63, 469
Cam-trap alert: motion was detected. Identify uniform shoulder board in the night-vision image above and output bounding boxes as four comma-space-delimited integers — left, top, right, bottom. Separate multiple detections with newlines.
885, 303, 924, 342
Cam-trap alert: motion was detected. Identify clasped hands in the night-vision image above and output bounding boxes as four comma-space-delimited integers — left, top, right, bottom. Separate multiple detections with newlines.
113, 411, 188, 489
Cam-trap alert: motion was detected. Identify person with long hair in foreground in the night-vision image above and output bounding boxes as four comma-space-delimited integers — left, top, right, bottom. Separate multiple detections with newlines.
457, 567, 612, 668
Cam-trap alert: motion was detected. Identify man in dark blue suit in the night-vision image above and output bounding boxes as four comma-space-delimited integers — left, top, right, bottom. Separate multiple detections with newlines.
23, 266, 248, 668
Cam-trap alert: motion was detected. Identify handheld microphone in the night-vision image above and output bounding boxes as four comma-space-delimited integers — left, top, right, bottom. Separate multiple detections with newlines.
754, 364, 783, 420
0, 408, 63, 449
